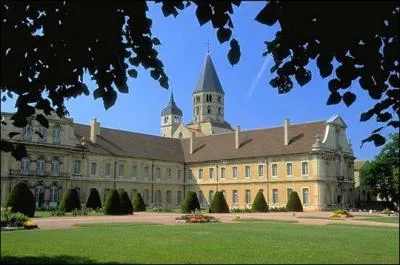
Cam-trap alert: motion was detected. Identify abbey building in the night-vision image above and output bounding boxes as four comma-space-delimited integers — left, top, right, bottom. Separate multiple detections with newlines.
1, 53, 356, 211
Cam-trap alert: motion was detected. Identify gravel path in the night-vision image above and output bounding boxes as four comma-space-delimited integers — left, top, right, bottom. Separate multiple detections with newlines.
31, 212, 399, 230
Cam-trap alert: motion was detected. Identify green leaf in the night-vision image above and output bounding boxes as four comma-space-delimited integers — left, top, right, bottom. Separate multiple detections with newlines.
228, 39, 241, 66
150, 70, 160, 80
377, 112, 392, 122
195, 4, 212, 26
36, 114, 49, 128
295, 68, 312, 86
128, 57, 140, 66
326, 91, 342, 105
102, 89, 117, 110
217, 28, 232, 43
152, 38, 161, 45
128, 69, 138, 78
11, 143, 28, 161
255, 3, 279, 26
360, 110, 374, 122
93, 88, 103, 100
342, 91, 356, 107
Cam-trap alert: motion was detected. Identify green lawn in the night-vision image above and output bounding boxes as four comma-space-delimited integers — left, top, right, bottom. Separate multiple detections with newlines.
1, 222, 399, 264
355, 216, 399, 224
34, 211, 104, 218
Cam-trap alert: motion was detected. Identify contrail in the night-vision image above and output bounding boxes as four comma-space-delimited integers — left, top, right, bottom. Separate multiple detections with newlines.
245, 55, 273, 102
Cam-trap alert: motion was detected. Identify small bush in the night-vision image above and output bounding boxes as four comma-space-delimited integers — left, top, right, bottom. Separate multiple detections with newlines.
50, 209, 65, 216
59, 189, 81, 212
133, 193, 146, 212
251, 191, 269, 212
209, 191, 229, 213
181, 191, 200, 213
104, 189, 120, 215
86, 189, 102, 209
286, 191, 303, 212
119, 190, 134, 215
1, 211, 29, 227
269, 207, 288, 212
230, 208, 252, 213
5, 182, 36, 217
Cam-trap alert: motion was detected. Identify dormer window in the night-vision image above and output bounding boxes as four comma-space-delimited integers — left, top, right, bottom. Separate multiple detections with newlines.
52, 126, 61, 144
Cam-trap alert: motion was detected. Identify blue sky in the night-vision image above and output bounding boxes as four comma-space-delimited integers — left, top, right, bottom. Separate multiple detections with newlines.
1, 2, 393, 161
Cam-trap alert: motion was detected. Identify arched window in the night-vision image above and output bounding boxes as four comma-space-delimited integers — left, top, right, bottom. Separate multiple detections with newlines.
52, 126, 61, 144
22, 125, 33, 141
37, 158, 45, 176
218, 107, 221, 115
50, 186, 59, 203
209, 95, 212, 102
218, 95, 221, 103
155, 190, 161, 204
38, 126, 47, 143
51, 159, 60, 176
166, 190, 172, 203
207, 106, 211, 114
35, 184, 44, 208
21, 157, 30, 175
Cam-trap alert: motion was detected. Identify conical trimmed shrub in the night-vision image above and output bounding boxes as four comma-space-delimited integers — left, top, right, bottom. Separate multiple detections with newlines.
286, 191, 303, 212
182, 191, 200, 213
133, 193, 146, 212
104, 189, 120, 215
209, 191, 229, 213
252, 191, 269, 212
119, 189, 133, 215
6, 181, 36, 217
59, 188, 81, 212
86, 188, 102, 209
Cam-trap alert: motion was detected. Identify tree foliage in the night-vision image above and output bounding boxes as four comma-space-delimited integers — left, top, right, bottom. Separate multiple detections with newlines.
119, 189, 134, 215
1, 1, 398, 160
361, 133, 399, 208
182, 191, 200, 213
251, 191, 269, 212
5, 181, 36, 217
286, 191, 303, 212
209, 191, 229, 213
104, 189, 121, 215
133, 193, 146, 212
59, 188, 81, 212
86, 188, 102, 209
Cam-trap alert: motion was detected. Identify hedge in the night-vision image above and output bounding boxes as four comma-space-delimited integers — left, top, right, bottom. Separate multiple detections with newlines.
104, 189, 120, 215
59, 188, 81, 212
251, 191, 269, 212
182, 191, 200, 213
209, 191, 229, 213
86, 188, 102, 209
286, 191, 303, 212
119, 189, 134, 214
133, 193, 146, 212
5, 181, 36, 217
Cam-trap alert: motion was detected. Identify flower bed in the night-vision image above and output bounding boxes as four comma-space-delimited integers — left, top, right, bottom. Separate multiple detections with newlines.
175, 213, 219, 223
1, 210, 39, 231
330, 209, 354, 218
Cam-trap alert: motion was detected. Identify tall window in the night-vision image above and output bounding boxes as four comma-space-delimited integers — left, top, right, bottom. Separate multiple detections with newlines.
21, 157, 30, 175
74, 160, 81, 175
232, 167, 238, 179
156, 168, 161, 179
218, 107, 221, 115
168, 168, 172, 179
245, 166, 251, 178
177, 169, 181, 180
286, 163, 293, 176
38, 127, 47, 143
90, 162, 97, 176
132, 166, 137, 178
209, 168, 214, 179
302, 162, 309, 176
144, 167, 149, 179
207, 105, 211, 114
272, 164, 278, 177
105, 163, 111, 177
245, 189, 251, 204
22, 125, 33, 141
143, 189, 149, 204
51, 159, 60, 176
35, 185, 44, 207
188, 169, 193, 180
131, 189, 137, 201
198, 169, 203, 180
209, 190, 214, 203
258, 165, 264, 177
118, 164, 124, 177
195, 107, 199, 115
272, 189, 279, 204
155, 190, 161, 204
287, 188, 293, 201
232, 190, 238, 204
50, 186, 59, 203
37, 158, 45, 175
218, 95, 221, 103
303, 188, 310, 205
177, 191, 182, 204
220, 167, 226, 179
52, 127, 61, 144
198, 191, 204, 206
166, 190, 172, 203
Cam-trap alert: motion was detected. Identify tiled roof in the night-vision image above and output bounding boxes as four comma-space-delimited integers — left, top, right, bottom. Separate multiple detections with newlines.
193, 54, 224, 94
74, 121, 325, 163
161, 93, 183, 116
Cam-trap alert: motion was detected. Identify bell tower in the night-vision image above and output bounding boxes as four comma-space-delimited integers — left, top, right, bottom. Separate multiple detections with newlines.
161, 93, 183, 138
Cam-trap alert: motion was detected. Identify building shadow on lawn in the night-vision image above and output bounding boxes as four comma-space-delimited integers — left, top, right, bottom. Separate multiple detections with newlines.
1, 255, 125, 264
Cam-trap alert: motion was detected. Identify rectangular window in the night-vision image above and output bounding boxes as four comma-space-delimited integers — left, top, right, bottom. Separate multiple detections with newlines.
156, 168, 161, 179
245, 166, 251, 178
198, 169, 203, 180
50, 186, 58, 202
303, 188, 310, 205
302, 162, 309, 176
272, 189, 279, 204
144, 167, 149, 179
38, 127, 47, 143
132, 166, 137, 178
74, 160, 81, 175
220, 167, 226, 179
188, 169, 193, 180
166, 191, 172, 203
105, 163, 111, 177
258, 165, 264, 177
37, 159, 45, 176
177, 191, 182, 204
119, 164, 124, 177
21, 158, 30, 175
232, 190, 238, 204
90, 162, 97, 176
287, 188, 293, 201
232, 167, 238, 179
168, 168, 172, 179
286, 163, 293, 176
177, 169, 181, 180
272, 164, 278, 177
209, 168, 214, 179
143, 189, 149, 204
245, 189, 251, 204
53, 127, 61, 144
51, 160, 60, 176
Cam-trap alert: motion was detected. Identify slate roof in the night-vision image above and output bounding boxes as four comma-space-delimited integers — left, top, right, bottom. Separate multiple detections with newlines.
161, 93, 183, 116
74, 121, 326, 163
193, 54, 225, 94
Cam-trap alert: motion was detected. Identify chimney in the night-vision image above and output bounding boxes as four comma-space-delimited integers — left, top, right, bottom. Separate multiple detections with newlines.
90, 118, 100, 143
235, 126, 240, 149
190, 131, 195, 154
284, 118, 290, 146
